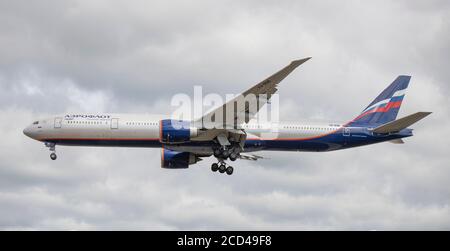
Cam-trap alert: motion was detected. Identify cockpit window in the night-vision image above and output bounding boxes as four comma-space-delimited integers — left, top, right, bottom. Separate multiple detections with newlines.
33, 121, 39, 125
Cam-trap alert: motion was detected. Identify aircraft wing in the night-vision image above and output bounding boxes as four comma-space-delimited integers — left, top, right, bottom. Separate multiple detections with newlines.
196, 57, 311, 130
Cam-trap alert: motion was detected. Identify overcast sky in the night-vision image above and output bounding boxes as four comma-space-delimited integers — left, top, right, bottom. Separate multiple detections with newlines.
0, 0, 449, 230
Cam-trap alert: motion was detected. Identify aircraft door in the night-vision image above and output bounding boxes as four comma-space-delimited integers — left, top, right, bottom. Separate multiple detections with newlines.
111, 118, 119, 129
54, 117, 62, 128
343, 127, 350, 136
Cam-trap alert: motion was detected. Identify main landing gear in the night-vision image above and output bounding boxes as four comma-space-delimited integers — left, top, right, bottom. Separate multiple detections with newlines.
211, 162, 234, 175
45, 142, 57, 160
213, 143, 240, 161
211, 142, 241, 176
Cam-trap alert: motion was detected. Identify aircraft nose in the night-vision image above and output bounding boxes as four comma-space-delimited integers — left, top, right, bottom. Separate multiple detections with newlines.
23, 127, 32, 138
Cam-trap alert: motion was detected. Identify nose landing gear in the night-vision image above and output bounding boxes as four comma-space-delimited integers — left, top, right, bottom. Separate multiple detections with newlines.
45, 142, 57, 160
50, 152, 57, 160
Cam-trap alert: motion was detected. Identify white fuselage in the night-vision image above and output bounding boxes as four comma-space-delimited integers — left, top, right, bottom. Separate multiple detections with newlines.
23, 113, 344, 151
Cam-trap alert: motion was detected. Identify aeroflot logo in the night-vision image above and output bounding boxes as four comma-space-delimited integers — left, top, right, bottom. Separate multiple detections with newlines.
65, 114, 111, 120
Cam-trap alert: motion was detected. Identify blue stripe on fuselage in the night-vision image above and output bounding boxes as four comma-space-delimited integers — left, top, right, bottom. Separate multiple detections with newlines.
45, 128, 412, 152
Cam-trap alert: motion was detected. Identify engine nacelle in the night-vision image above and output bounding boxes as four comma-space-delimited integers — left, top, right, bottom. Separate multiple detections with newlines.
159, 119, 198, 144
161, 149, 200, 169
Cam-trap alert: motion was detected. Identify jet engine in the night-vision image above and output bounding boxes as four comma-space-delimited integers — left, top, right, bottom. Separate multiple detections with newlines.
159, 119, 198, 143
161, 149, 201, 169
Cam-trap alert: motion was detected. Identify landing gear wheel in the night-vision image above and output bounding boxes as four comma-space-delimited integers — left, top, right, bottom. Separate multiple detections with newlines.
226, 166, 234, 175
229, 153, 237, 161
211, 163, 219, 172
50, 153, 57, 160
219, 164, 226, 173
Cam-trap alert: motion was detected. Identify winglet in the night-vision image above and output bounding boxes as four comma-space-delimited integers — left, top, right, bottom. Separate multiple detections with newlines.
291, 57, 312, 67
243, 57, 311, 96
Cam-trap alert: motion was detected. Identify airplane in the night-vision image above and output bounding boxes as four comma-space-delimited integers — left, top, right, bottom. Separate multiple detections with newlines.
23, 57, 431, 175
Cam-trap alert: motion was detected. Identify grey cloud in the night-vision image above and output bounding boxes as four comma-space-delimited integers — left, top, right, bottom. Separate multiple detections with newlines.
0, 0, 449, 230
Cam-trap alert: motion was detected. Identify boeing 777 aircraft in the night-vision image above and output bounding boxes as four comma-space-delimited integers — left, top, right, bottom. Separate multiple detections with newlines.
23, 57, 431, 175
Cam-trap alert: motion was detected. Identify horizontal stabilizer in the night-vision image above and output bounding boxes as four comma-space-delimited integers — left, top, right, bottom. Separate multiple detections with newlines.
239, 153, 265, 161
373, 112, 431, 134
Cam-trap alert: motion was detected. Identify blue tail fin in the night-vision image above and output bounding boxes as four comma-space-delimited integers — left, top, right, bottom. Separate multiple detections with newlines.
349, 75, 410, 126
